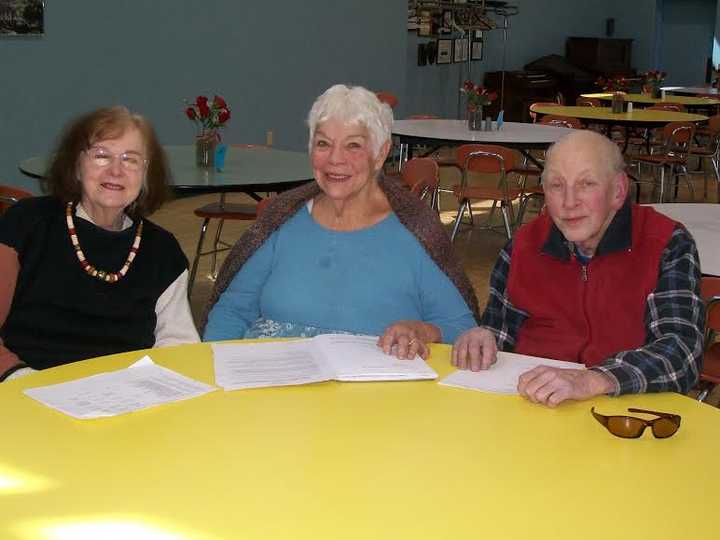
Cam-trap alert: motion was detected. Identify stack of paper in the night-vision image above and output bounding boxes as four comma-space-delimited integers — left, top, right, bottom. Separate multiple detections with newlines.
213, 334, 438, 390
439, 351, 582, 395
23, 356, 216, 419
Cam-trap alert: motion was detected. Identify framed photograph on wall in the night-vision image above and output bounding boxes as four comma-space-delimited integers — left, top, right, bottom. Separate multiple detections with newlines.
471, 39, 484, 61
439, 10, 452, 34
453, 38, 468, 63
437, 39, 452, 64
0, 0, 44, 35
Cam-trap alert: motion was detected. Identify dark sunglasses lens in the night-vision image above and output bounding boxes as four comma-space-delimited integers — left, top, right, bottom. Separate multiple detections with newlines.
607, 416, 645, 438
652, 418, 679, 438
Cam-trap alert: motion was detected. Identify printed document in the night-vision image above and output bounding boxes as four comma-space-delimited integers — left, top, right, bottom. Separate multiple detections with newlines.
439, 351, 582, 394
23, 356, 216, 419
212, 334, 438, 390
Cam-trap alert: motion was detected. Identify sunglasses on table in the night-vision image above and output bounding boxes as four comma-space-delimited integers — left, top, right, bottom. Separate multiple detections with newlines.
591, 407, 681, 439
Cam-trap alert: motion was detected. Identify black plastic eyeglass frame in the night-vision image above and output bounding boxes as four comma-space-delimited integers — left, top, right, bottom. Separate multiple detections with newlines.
591, 407, 682, 439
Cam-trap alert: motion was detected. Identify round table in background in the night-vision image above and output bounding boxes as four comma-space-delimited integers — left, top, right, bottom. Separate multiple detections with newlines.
580, 92, 720, 111
663, 85, 720, 97
19, 145, 314, 197
529, 105, 708, 127
392, 118, 574, 149
392, 119, 575, 169
649, 203, 720, 275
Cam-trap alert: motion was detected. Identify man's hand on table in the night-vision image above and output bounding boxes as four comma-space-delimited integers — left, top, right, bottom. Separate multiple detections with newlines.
451, 327, 498, 371
517, 367, 615, 407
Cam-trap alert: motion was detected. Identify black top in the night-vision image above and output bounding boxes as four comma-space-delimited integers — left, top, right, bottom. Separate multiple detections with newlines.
0, 196, 187, 369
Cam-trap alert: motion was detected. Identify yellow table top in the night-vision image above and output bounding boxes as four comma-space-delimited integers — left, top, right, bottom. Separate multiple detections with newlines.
581, 92, 720, 106
2, 342, 719, 539
530, 104, 708, 124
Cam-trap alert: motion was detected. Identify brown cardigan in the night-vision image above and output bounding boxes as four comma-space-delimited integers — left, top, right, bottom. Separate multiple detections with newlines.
200, 175, 480, 332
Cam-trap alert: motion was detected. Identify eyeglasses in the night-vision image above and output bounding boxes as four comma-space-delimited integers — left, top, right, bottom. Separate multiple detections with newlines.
84, 147, 148, 172
591, 407, 681, 439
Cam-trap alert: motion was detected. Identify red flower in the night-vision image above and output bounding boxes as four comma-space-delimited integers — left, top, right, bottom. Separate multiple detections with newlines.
218, 108, 231, 124
461, 80, 498, 107
185, 93, 231, 133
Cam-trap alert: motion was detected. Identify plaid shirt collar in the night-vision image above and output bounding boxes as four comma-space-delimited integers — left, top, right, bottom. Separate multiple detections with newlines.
541, 198, 632, 261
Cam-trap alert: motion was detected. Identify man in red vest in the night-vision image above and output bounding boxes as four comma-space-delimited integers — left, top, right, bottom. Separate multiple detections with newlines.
452, 130, 704, 407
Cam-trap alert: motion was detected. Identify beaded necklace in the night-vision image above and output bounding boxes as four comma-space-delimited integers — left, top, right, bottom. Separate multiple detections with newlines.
65, 202, 143, 283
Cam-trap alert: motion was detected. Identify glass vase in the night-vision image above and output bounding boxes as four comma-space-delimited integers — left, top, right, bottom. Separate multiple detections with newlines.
467, 106, 483, 131
196, 132, 218, 167
651, 85, 662, 99
611, 92, 624, 113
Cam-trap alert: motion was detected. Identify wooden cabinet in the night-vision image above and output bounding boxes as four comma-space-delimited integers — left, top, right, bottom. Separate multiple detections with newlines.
483, 71, 558, 122
565, 37, 634, 77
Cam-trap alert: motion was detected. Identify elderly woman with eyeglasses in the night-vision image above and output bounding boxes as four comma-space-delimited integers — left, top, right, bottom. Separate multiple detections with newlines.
202, 84, 479, 359
0, 106, 199, 382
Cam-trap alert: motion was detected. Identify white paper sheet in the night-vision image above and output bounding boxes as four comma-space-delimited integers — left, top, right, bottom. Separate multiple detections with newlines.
212, 334, 437, 391
212, 340, 333, 390
311, 334, 438, 381
439, 351, 582, 395
23, 356, 216, 419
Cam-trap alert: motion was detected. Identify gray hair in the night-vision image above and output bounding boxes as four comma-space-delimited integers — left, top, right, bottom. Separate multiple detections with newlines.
543, 130, 626, 182
307, 84, 393, 159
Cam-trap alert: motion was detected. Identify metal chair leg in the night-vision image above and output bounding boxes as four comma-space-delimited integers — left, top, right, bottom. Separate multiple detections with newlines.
189, 217, 211, 297
679, 165, 695, 201
500, 204, 512, 239
209, 218, 225, 280
658, 165, 665, 203
451, 200, 468, 241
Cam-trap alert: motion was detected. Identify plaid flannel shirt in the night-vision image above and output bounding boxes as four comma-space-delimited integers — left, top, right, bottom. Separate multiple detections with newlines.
480, 225, 704, 395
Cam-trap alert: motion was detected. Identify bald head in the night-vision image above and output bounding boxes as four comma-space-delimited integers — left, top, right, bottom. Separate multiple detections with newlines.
540, 129, 629, 257
543, 130, 625, 182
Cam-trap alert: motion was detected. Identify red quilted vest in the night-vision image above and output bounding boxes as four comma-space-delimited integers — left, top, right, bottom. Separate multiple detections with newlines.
507, 204, 676, 367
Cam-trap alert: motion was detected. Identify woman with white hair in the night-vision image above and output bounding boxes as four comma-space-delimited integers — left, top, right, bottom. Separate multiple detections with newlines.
202, 84, 478, 359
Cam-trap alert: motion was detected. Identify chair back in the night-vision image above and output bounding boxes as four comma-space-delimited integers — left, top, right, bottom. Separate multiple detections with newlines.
540, 114, 583, 129
529, 101, 560, 122
576, 97, 601, 107
457, 144, 516, 174
456, 144, 517, 203
0, 185, 33, 215
702, 276, 720, 343
706, 113, 720, 134
376, 91, 398, 109
401, 158, 439, 201
661, 121, 695, 159
704, 114, 720, 156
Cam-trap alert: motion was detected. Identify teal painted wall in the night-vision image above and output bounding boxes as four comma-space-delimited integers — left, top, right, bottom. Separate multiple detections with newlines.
405, 0, 660, 119
2, 1, 406, 192
658, 0, 716, 85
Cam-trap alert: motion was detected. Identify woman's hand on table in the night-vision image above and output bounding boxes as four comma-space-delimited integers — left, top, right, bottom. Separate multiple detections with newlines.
452, 327, 498, 371
378, 321, 441, 360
